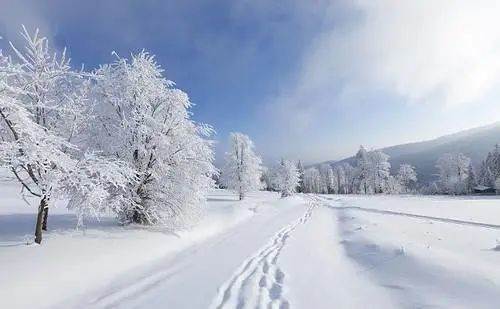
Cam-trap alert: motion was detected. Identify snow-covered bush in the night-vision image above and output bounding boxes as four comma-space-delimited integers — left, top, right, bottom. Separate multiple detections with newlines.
221, 132, 262, 200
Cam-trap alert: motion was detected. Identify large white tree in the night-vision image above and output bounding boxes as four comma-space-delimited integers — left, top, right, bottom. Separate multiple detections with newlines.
273, 159, 300, 197
354, 146, 391, 194
0, 27, 132, 243
222, 132, 262, 200
89, 51, 216, 227
436, 153, 470, 195
397, 164, 417, 193
368, 150, 391, 193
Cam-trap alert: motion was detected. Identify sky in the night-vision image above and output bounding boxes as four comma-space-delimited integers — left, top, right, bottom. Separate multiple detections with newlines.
1, 0, 500, 165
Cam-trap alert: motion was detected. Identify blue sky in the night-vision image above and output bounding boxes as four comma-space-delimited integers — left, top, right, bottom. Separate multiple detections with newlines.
2, 1, 500, 165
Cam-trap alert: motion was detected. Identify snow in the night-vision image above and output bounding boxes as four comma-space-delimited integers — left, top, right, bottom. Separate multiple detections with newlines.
0, 188, 280, 308
3, 188, 500, 308
323, 195, 500, 308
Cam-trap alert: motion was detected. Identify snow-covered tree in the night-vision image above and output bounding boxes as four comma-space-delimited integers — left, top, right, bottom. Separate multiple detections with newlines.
328, 167, 339, 193
353, 146, 391, 194
436, 153, 470, 195
296, 160, 305, 193
333, 165, 346, 194
342, 163, 356, 194
319, 164, 336, 193
222, 132, 262, 200
397, 164, 417, 193
477, 160, 494, 187
303, 167, 322, 193
273, 159, 300, 197
90, 51, 216, 226
478, 145, 500, 188
386, 175, 402, 194
466, 162, 476, 193
368, 150, 391, 193
0, 27, 132, 243
355, 146, 371, 194
260, 166, 274, 191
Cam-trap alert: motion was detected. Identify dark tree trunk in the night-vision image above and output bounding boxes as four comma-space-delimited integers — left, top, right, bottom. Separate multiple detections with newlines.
42, 206, 49, 231
239, 192, 244, 200
34, 197, 47, 244
132, 209, 146, 224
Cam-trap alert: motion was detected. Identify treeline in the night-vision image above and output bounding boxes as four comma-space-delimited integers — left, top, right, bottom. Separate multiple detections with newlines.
285, 143, 500, 196
428, 144, 500, 195
287, 146, 417, 195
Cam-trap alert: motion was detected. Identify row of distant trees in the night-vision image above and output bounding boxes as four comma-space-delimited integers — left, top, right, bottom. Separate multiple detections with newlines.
476, 145, 500, 190
290, 146, 417, 195
218, 141, 418, 198
429, 144, 500, 195
221, 140, 500, 198
295, 143, 500, 196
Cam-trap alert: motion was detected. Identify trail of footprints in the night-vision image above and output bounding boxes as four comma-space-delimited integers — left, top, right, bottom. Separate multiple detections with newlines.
212, 204, 315, 309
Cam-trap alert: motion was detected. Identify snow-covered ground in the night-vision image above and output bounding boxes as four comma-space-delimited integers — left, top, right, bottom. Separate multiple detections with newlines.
2, 188, 500, 308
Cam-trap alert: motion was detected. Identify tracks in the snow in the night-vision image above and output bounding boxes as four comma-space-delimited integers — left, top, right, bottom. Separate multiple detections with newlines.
312, 195, 500, 230
211, 203, 316, 309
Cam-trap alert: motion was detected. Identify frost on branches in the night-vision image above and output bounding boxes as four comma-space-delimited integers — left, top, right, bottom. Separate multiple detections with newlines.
222, 132, 262, 200
90, 51, 216, 227
303, 167, 323, 193
397, 164, 417, 193
273, 159, 300, 197
0, 27, 132, 243
436, 153, 471, 195
0, 27, 214, 243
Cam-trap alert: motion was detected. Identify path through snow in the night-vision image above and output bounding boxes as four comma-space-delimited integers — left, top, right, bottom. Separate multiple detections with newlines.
211, 202, 315, 309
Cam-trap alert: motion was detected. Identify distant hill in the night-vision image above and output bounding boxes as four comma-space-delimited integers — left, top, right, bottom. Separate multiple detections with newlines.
316, 122, 500, 184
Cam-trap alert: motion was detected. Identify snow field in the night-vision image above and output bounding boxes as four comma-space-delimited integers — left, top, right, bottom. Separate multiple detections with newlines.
2, 190, 500, 308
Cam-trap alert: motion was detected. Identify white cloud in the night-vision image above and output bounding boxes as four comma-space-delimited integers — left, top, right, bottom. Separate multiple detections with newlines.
269, 0, 500, 125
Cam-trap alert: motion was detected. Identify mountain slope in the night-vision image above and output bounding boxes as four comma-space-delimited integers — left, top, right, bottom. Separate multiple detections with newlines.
321, 122, 500, 184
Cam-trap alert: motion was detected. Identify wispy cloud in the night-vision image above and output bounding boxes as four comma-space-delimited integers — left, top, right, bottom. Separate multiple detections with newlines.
268, 0, 500, 126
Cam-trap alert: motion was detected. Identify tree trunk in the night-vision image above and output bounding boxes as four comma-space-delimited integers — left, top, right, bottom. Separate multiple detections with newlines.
132, 209, 147, 224
239, 192, 244, 200
42, 205, 49, 231
34, 197, 47, 244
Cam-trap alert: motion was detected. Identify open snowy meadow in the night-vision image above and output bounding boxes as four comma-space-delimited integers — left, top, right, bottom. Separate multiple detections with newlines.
2, 185, 500, 309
